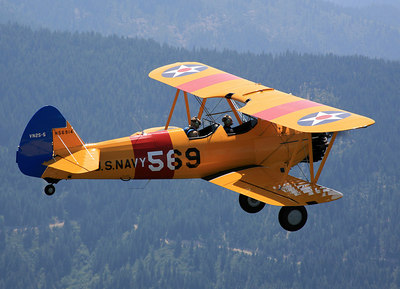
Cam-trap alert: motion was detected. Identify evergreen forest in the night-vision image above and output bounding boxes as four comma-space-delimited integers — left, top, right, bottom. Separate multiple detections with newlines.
0, 23, 399, 288
1, 0, 400, 60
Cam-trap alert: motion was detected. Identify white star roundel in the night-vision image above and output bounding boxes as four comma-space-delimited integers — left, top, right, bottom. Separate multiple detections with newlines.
297, 111, 351, 126
162, 64, 208, 78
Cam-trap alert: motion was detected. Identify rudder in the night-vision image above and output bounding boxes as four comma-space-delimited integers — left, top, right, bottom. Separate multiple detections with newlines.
16, 106, 67, 178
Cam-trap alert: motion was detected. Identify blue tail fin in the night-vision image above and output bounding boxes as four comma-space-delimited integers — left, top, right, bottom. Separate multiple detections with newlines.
16, 106, 67, 178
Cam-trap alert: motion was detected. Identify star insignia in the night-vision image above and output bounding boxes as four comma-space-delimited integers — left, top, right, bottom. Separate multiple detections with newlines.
162, 64, 208, 78
297, 111, 351, 126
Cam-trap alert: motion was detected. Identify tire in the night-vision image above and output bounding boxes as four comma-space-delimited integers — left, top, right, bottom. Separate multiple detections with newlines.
239, 194, 265, 213
278, 206, 307, 231
44, 184, 55, 196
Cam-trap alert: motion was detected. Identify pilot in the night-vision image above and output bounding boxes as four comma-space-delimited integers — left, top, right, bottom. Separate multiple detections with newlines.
185, 116, 201, 138
222, 114, 234, 134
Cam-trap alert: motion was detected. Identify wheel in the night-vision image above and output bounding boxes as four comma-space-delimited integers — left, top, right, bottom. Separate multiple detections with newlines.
239, 194, 265, 213
278, 206, 307, 231
44, 184, 55, 196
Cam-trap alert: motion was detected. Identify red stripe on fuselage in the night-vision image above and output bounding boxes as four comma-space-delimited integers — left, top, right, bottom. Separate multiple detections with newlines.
177, 73, 240, 93
130, 131, 174, 179
254, 100, 323, 121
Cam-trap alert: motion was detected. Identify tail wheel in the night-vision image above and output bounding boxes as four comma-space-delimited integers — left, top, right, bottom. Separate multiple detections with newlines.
278, 206, 307, 231
44, 184, 56, 196
239, 194, 265, 214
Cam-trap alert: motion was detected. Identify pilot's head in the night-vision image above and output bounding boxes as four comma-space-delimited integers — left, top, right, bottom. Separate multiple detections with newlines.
191, 116, 201, 129
222, 114, 233, 127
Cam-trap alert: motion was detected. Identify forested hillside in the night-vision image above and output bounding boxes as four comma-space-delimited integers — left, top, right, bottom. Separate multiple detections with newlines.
0, 24, 399, 288
1, 0, 400, 60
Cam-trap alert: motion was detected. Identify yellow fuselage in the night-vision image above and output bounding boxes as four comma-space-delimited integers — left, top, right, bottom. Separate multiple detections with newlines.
43, 120, 308, 181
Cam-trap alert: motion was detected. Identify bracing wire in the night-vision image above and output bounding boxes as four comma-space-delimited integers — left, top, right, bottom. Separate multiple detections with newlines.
128, 179, 151, 190
194, 96, 218, 124
296, 163, 310, 182
131, 115, 143, 133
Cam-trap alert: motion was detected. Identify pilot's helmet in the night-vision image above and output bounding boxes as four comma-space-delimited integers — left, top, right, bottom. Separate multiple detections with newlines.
191, 116, 201, 129
222, 114, 233, 126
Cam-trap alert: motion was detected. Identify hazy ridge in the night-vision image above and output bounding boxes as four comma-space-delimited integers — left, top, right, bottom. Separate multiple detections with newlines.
1, 0, 400, 59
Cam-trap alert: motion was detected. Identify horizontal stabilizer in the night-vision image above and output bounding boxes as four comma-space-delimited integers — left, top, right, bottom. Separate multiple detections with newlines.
205, 166, 342, 206
44, 148, 99, 174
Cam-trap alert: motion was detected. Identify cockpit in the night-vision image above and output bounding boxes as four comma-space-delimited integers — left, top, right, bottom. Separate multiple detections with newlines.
181, 95, 258, 139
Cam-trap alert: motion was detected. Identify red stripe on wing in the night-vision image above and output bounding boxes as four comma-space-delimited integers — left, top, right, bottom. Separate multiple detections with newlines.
254, 100, 323, 121
177, 73, 240, 93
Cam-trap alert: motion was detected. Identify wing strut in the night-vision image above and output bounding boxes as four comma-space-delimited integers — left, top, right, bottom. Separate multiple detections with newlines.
314, 132, 337, 183
165, 89, 180, 130
183, 91, 191, 126
280, 135, 305, 188
308, 132, 338, 184
226, 98, 243, 125
308, 134, 315, 183
197, 98, 207, 119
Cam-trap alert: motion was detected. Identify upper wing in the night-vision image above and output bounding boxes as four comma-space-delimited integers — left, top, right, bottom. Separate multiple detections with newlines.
149, 62, 268, 102
149, 62, 375, 133
238, 90, 375, 133
204, 166, 343, 206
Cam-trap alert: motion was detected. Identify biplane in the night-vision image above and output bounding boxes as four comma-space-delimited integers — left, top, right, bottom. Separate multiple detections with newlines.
16, 62, 374, 231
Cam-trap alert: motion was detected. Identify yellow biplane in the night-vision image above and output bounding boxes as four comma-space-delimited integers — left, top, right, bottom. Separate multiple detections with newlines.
17, 62, 374, 231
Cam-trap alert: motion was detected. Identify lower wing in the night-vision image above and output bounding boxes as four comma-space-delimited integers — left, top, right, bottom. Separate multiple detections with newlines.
204, 166, 342, 206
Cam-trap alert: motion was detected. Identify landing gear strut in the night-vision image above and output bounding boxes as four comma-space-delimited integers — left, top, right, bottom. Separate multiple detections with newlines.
239, 194, 265, 213
278, 206, 307, 231
44, 184, 56, 196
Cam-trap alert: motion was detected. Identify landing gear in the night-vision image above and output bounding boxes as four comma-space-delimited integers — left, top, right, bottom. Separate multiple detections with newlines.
278, 206, 307, 231
44, 184, 56, 196
239, 194, 265, 213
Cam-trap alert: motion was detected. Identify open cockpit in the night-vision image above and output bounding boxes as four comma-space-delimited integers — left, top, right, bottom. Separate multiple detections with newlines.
163, 88, 259, 139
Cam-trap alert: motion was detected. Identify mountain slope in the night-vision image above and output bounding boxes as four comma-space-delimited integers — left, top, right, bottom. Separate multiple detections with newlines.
1, 0, 400, 59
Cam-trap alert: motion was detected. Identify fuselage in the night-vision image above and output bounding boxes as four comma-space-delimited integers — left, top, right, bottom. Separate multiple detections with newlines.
42, 120, 308, 181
